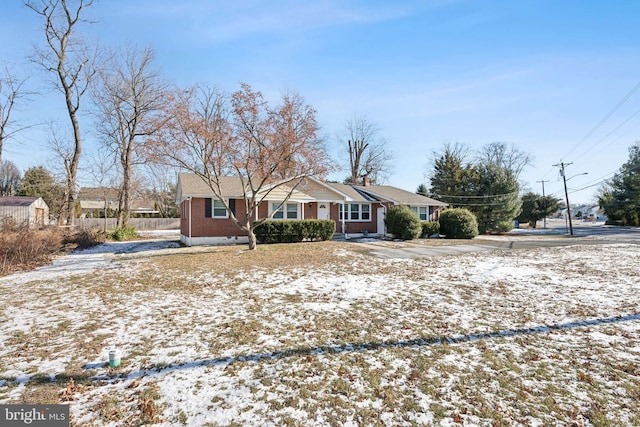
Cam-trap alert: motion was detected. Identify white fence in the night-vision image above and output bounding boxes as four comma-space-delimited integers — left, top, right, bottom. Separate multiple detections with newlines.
76, 218, 180, 230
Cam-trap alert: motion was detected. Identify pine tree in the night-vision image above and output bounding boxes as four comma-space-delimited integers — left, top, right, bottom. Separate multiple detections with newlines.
472, 163, 521, 233
599, 142, 640, 225
429, 145, 479, 207
18, 166, 66, 220
517, 192, 561, 227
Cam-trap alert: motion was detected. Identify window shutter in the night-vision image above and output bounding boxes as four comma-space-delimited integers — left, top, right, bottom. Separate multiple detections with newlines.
229, 199, 236, 215
205, 198, 212, 218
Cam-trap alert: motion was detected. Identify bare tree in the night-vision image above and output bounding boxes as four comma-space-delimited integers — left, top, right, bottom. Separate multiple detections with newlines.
93, 46, 167, 227
144, 161, 178, 217
148, 83, 332, 250
340, 116, 393, 184
0, 160, 21, 196
47, 125, 74, 223
0, 66, 30, 163
26, 0, 97, 226
476, 141, 533, 180
86, 146, 117, 230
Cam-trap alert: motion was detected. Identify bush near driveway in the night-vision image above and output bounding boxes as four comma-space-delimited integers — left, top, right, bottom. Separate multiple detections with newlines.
439, 208, 478, 239
384, 205, 422, 240
421, 221, 440, 238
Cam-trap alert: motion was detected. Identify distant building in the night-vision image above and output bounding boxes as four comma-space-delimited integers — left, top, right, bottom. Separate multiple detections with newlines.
0, 196, 49, 228
77, 187, 159, 217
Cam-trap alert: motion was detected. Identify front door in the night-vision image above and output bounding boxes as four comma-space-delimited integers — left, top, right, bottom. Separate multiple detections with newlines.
377, 207, 385, 235
317, 203, 330, 220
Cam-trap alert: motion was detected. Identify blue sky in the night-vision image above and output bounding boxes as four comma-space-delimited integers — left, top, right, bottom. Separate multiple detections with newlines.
2, 0, 640, 204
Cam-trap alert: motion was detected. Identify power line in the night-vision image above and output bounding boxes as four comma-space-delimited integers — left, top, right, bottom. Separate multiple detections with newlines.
431, 190, 520, 199
561, 80, 640, 161
541, 79, 640, 181
571, 108, 640, 164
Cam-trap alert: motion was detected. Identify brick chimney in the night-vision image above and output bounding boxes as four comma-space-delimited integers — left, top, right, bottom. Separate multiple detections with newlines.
362, 175, 371, 186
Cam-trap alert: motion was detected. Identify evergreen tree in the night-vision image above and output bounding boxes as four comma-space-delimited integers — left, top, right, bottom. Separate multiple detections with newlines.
416, 183, 428, 196
18, 166, 66, 220
599, 142, 640, 225
429, 143, 479, 207
517, 192, 561, 227
473, 163, 521, 233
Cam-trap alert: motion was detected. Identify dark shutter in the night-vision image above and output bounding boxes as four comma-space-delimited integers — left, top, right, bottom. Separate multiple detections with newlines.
205, 198, 212, 218
229, 199, 236, 215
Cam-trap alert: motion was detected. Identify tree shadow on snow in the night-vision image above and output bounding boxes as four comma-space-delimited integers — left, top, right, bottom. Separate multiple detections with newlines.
82, 312, 640, 381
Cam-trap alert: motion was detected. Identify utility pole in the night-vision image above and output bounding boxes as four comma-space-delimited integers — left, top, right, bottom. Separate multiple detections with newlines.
537, 179, 550, 228
554, 162, 574, 236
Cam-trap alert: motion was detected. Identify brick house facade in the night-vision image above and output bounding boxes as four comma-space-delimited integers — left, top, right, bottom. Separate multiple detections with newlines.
176, 174, 447, 246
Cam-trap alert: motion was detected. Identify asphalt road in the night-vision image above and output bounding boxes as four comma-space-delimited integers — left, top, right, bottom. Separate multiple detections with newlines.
362, 223, 640, 259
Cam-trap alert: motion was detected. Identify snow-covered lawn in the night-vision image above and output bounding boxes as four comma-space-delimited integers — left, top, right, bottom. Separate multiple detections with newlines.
1, 241, 639, 426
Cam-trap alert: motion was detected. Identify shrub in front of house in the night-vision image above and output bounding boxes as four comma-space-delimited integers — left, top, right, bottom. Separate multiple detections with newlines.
384, 205, 422, 240
421, 221, 440, 238
439, 208, 478, 239
255, 220, 335, 244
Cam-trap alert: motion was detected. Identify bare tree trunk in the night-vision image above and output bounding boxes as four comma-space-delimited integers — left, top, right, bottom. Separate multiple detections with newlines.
27, 0, 97, 227
247, 231, 257, 250
65, 103, 83, 226
117, 158, 131, 228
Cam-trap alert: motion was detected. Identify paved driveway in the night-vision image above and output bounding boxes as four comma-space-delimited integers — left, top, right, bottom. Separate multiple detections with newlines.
356, 223, 640, 259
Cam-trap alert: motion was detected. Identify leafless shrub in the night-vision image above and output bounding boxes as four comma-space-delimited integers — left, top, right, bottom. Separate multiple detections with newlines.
0, 225, 63, 275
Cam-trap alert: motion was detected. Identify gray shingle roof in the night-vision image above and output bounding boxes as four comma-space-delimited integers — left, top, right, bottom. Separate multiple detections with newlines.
353, 185, 448, 206
0, 196, 39, 207
177, 174, 248, 199
177, 173, 447, 207
323, 182, 375, 202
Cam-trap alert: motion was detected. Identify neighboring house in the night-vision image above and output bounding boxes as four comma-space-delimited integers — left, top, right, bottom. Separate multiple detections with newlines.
176, 173, 447, 246
0, 196, 49, 228
77, 187, 159, 217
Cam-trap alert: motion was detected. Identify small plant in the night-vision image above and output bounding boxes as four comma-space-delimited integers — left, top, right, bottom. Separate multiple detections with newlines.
67, 227, 106, 249
421, 221, 440, 238
384, 205, 422, 240
439, 208, 478, 239
109, 225, 139, 241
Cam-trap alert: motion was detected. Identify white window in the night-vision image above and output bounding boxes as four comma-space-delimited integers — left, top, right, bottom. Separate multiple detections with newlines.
213, 200, 227, 217
205, 198, 228, 218
339, 203, 371, 221
410, 206, 428, 221
271, 202, 298, 220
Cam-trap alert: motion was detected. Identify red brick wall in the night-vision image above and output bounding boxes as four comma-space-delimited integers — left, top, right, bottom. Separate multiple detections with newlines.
181, 199, 387, 237
181, 198, 248, 237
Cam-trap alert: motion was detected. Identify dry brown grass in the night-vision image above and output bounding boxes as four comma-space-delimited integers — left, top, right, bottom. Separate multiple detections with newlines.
2, 241, 639, 426
0, 226, 63, 276
0, 225, 105, 277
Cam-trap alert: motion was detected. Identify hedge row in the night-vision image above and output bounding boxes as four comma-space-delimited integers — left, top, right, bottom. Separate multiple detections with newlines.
255, 220, 336, 244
